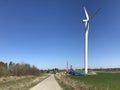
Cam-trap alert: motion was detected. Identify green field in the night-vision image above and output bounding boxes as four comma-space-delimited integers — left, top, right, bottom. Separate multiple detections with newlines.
68, 73, 120, 90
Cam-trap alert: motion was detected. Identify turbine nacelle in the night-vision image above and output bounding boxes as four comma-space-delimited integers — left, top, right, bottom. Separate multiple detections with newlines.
82, 19, 89, 23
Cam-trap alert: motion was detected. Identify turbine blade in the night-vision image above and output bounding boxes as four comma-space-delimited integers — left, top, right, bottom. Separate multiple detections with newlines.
83, 7, 89, 20
89, 8, 101, 21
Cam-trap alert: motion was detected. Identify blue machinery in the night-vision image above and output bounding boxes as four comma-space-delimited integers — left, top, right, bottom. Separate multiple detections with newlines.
69, 65, 85, 76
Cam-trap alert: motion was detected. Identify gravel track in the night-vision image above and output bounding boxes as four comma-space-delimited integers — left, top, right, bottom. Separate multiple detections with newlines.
30, 74, 62, 90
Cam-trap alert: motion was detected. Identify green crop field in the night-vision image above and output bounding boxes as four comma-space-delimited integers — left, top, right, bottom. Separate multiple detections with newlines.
68, 73, 120, 90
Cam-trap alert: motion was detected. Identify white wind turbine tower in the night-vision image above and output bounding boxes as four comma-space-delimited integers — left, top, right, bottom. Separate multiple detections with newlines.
83, 7, 101, 74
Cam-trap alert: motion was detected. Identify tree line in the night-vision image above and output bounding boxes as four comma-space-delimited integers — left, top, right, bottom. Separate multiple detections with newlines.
0, 61, 40, 76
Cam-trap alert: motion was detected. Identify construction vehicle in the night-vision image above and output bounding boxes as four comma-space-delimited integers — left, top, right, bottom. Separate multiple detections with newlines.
69, 65, 85, 76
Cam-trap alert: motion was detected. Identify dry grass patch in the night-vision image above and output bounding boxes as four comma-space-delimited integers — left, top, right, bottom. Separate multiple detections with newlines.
0, 73, 49, 90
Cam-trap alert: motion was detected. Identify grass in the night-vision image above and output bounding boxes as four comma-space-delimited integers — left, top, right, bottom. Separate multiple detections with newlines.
0, 76, 36, 90
55, 76, 74, 90
0, 73, 49, 90
68, 73, 120, 90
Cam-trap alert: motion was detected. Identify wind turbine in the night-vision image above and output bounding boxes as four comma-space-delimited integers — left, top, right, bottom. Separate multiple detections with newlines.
83, 7, 101, 74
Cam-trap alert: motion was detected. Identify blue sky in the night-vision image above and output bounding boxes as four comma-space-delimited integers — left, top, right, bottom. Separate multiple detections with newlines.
0, 0, 120, 69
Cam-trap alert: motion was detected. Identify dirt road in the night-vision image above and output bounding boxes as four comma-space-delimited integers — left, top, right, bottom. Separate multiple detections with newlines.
30, 74, 62, 90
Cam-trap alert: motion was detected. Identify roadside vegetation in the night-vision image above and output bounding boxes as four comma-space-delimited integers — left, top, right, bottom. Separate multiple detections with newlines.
0, 61, 50, 90
55, 73, 90, 90
0, 76, 35, 90
55, 76, 74, 90
0, 73, 49, 90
